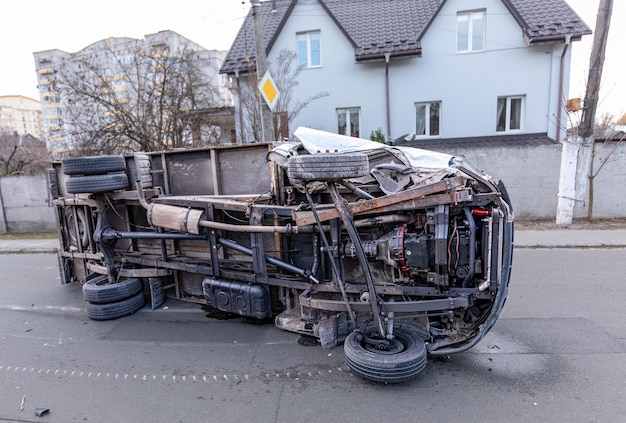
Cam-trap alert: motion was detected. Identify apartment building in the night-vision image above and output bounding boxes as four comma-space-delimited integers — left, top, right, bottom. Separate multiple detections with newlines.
33, 30, 233, 155
0, 95, 44, 138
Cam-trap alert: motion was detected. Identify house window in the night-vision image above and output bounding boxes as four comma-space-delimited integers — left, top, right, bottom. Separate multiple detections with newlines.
337, 108, 360, 137
415, 101, 441, 137
297, 31, 321, 68
496, 96, 524, 132
457, 10, 485, 53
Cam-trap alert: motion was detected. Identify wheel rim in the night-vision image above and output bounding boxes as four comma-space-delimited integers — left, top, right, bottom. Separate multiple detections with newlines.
67, 209, 89, 248
363, 336, 405, 355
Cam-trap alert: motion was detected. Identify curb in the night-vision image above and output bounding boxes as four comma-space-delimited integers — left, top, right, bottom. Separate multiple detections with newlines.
0, 240, 60, 255
515, 243, 626, 249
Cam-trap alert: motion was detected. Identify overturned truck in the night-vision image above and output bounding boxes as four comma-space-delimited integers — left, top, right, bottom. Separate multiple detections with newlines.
49, 127, 514, 383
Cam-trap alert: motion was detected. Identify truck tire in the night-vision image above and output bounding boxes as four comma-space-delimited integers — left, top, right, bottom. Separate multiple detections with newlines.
344, 327, 427, 383
134, 153, 153, 188
287, 153, 369, 181
82, 275, 142, 304
86, 291, 145, 321
65, 172, 129, 194
61, 155, 126, 176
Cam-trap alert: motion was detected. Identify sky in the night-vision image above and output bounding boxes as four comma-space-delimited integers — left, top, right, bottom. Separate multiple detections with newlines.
1, 0, 624, 121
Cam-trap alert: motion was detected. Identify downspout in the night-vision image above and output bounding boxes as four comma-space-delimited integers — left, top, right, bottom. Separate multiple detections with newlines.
235, 70, 244, 144
556, 36, 572, 143
385, 53, 391, 141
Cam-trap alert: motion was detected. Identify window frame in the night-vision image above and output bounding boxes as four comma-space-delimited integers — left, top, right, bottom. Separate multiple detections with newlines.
297, 30, 322, 69
496, 95, 525, 133
414, 101, 441, 138
456, 9, 486, 53
336, 107, 361, 138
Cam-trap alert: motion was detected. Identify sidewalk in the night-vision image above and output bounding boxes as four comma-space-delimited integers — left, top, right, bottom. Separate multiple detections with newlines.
1, 227, 625, 254
0, 238, 60, 254
515, 228, 626, 249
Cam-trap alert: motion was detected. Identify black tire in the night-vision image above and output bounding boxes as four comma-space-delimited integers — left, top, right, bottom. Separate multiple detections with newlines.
82, 275, 143, 304
86, 291, 145, 321
134, 153, 153, 188
61, 155, 126, 176
287, 153, 369, 181
65, 172, 129, 194
344, 328, 428, 383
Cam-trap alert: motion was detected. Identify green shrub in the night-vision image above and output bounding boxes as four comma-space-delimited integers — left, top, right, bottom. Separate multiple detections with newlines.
369, 128, 386, 144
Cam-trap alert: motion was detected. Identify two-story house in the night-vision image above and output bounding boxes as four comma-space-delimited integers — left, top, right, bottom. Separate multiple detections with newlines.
220, 0, 590, 145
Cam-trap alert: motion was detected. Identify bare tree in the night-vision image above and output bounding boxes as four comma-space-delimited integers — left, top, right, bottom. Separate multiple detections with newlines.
55, 39, 230, 155
236, 49, 328, 142
585, 114, 625, 219
0, 133, 51, 176
270, 49, 329, 138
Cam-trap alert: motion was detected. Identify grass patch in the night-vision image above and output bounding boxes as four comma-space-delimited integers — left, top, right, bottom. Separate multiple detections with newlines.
0, 232, 57, 240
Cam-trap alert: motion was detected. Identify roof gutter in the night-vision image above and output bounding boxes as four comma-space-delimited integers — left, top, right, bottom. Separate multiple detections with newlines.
525, 32, 588, 46
355, 50, 421, 64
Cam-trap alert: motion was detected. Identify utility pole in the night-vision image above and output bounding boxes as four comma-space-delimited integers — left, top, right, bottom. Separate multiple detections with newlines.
556, 0, 613, 224
582, 0, 613, 220
251, 0, 275, 142
579, 0, 613, 139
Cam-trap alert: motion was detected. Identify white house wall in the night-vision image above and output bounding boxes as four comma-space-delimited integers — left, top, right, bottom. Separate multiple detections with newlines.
268, 0, 388, 136
262, 0, 570, 142
407, 0, 556, 139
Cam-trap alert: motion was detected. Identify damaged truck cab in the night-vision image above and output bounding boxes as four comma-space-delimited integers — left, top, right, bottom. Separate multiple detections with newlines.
49, 127, 514, 383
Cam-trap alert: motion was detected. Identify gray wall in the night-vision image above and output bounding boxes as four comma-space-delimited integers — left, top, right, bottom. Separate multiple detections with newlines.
425, 141, 625, 220
428, 143, 562, 219
575, 141, 626, 219
0, 175, 56, 233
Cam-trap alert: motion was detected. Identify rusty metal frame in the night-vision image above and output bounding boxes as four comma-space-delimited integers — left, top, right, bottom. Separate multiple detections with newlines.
292, 176, 468, 226
299, 289, 471, 313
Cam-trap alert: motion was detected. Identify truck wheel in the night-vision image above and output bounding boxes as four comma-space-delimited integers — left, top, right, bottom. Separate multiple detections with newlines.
344, 327, 427, 383
61, 155, 126, 176
287, 153, 369, 181
86, 291, 145, 321
65, 172, 129, 194
82, 276, 142, 304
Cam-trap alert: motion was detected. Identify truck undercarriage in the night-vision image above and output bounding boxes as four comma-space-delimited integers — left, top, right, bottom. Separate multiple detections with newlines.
49, 127, 514, 383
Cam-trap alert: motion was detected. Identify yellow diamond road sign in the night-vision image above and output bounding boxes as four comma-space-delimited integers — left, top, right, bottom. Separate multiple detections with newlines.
258, 71, 280, 111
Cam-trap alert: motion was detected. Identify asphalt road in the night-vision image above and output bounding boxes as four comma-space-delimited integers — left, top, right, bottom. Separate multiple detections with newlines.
0, 249, 625, 423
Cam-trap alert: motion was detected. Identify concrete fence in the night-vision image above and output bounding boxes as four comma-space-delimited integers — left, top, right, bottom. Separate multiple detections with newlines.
429, 140, 625, 220
0, 174, 57, 233
429, 142, 563, 219
1, 142, 624, 233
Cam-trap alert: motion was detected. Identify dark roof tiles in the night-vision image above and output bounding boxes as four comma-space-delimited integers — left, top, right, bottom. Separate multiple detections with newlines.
402, 133, 559, 150
503, 0, 591, 42
220, 0, 591, 74
320, 0, 441, 61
